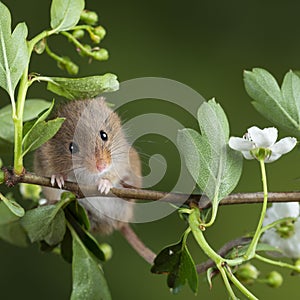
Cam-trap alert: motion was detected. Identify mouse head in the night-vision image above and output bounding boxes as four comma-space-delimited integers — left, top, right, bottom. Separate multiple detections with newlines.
51, 98, 130, 182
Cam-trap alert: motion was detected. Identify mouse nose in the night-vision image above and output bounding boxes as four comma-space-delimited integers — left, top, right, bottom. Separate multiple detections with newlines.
96, 160, 107, 172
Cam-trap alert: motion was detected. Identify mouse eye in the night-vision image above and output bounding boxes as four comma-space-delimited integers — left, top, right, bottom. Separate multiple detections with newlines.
99, 130, 108, 141
69, 142, 79, 154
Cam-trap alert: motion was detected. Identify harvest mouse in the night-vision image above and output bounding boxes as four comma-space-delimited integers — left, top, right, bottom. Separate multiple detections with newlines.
34, 97, 142, 234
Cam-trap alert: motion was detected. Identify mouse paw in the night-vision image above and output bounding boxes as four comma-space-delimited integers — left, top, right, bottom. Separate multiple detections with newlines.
97, 178, 113, 194
51, 174, 65, 189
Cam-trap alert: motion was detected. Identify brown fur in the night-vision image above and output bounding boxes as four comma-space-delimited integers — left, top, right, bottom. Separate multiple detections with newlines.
34, 97, 141, 234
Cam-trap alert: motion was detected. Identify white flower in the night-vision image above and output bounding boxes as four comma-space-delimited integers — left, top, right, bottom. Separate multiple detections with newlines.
261, 202, 300, 258
229, 126, 297, 162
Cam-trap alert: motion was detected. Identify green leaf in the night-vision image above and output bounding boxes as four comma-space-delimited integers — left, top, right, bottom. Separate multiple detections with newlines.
65, 205, 105, 261
151, 237, 198, 294
61, 227, 73, 263
66, 201, 90, 230
20, 195, 72, 245
226, 242, 282, 259
0, 99, 51, 142
46, 74, 119, 100
22, 117, 65, 155
50, 0, 85, 32
70, 226, 112, 300
0, 2, 29, 96
177, 100, 243, 204
244, 68, 300, 137
0, 202, 28, 247
0, 192, 25, 217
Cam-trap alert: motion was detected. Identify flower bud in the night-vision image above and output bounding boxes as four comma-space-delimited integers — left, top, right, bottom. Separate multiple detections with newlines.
235, 263, 259, 284
266, 271, 283, 288
99, 243, 113, 261
94, 26, 106, 40
294, 259, 300, 273
77, 44, 92, 57
34, 39, 46, 54
65, 61, 79, 75
92, 48, 109, 61
19, 183, 42, 202
80, 10, 98, 25
72, 29, 85, 39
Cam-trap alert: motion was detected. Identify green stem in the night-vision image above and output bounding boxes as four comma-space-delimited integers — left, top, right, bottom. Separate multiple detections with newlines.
201, 200, 218, 227
244, 159, 268, 259
13, 29, 57, 174
255, 254, 300, 272
189, 208, 252, 299
225, 266, 258, 300
60, 31, 94, 57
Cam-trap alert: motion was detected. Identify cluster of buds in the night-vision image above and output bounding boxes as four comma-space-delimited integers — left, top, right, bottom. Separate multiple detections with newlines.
35, 9, 109, 75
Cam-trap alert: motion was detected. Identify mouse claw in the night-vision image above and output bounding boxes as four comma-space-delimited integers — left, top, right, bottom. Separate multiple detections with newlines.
97, 178, 113, 195
51, 175, 65, 189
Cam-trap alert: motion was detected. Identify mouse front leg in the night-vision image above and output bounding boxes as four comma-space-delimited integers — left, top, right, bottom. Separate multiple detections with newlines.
51, 174, 66, 188
97, 178, 113, 194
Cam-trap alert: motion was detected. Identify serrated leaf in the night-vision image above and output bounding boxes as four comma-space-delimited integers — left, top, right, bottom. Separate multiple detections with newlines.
244, 68, 300, 137
0, 99, 51, 142
0, 202, 28, 247
20, 195, 73, 245
177, 100, 243, 205
22, 117, 65, 155
0, 192, 24, 217
151, 237, 198, 294
70, 226, 112, 300
47, 74, 119, 100
50, 0, 85, 32
0, 2, 29, 96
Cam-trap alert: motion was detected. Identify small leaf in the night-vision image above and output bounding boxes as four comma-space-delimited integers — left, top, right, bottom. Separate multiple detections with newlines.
70, 226, 112, 300
47, 73, 119, 100
151, 237, 198, 294
0, 202, 28, 247
20, 195, 72, 245
22, 117, 65, 154
66, 201, 90, 230
65, 206, 105, 261
0, 99, 51, 143
0, 2, 29, 96
177, 100, 243, 204
50, 0, 85, 32
244, 68, 300, 137
0, 192, 24, 217
61, 227, 73, 263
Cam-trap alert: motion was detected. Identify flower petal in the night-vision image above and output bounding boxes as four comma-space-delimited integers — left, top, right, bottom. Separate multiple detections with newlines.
241, 150, 254, 160
265, 152, 282, 163
269, 137, 297, 155
229, 137, 254, 151
248, 126, 278, 148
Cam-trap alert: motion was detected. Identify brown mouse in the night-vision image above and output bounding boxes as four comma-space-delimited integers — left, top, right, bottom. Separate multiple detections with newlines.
34, 97, 142, 234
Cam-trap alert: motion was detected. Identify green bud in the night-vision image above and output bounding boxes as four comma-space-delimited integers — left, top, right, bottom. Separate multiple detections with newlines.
276, 220, 295, 238
294, 259, 300, 273
58, 57, 79, 75
78, 44, 92, 57
93, 48, 109, 61
34, 39, 46, 54
19, 183, 42, 202
266, 271, 283, 288
89, 32, 101, 44
94, 26, 106, 40
0, 158, 2, 168
99, 243, 113, 261
65, 61, 79, 75
235, 263, 259, 284
80, 10, 98, 25
72, 29, 85, 39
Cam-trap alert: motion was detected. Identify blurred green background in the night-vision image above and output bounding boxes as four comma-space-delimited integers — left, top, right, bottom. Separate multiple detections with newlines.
1, 0, 300, 299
